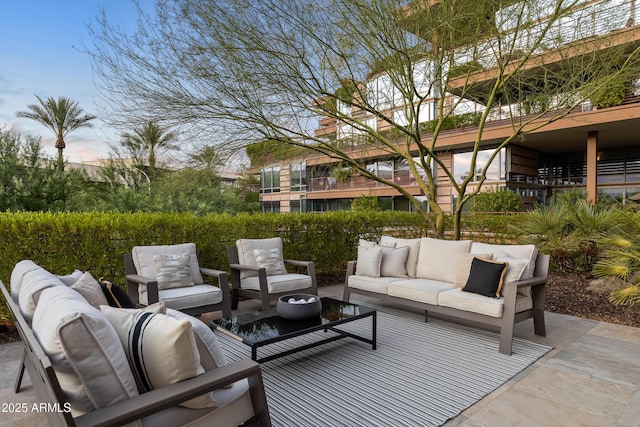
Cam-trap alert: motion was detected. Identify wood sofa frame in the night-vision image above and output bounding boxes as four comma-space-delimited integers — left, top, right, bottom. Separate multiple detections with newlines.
124, 253, 232, 318
227, 246, 318, 311
343, 254, 550, 356
1, 280, 271, 427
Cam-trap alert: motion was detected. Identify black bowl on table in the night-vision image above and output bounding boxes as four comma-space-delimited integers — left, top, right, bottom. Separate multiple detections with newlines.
276, 294, 322, 320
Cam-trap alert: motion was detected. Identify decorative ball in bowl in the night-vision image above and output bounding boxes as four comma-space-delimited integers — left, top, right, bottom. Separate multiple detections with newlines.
276, 294, 322, 320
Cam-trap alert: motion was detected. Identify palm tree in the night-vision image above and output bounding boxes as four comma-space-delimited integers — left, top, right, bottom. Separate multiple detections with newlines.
121, 121, 178, 174
16, 95, 96, 171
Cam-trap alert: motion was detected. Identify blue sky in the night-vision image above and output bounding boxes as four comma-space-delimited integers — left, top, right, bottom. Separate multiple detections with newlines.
0, 0, 146, 163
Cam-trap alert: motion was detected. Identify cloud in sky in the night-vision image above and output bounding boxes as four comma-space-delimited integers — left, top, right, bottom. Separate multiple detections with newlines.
0, 0, 145, 163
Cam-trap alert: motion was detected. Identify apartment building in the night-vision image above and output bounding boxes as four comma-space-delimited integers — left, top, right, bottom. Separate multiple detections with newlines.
259, 0, 640, 213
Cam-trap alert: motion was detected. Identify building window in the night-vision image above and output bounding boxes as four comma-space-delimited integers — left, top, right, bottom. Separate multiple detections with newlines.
453, 148, 506, 183
261, 201, 280, 213
260, 166, 280, 193
290, 199, 306, 213
290, 162, 307, 192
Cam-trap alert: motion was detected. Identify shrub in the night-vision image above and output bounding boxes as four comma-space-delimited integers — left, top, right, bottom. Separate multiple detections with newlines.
590, 76, 626, 108
351, 194, 379, 212
468, 188, 521, 213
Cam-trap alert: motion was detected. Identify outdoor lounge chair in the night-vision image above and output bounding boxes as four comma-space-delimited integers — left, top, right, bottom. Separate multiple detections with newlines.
125, 242, 232, 317
227, 237, 318, 310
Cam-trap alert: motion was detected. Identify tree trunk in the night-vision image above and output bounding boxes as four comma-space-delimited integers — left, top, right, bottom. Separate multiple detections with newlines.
57, 148, 65, 172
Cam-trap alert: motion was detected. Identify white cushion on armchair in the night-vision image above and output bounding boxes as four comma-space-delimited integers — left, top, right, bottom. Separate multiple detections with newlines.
132, 243, 204, 284
240, 274, 313, 293
143, 284, 223, 310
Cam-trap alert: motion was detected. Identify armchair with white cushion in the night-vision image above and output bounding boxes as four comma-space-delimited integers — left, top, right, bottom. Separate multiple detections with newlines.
227, 237, 318, 310
125, 243, 232, 318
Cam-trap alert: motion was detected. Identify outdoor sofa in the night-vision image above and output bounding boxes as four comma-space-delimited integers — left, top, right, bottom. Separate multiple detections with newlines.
3, 260, 271, 426
343, 237, 549, 355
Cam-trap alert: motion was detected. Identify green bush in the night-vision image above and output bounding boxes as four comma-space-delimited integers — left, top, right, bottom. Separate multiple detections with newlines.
351, 194, 379, 212
590, 76, 626, 108
468, 188, 521, 213
448, 60, 484, 78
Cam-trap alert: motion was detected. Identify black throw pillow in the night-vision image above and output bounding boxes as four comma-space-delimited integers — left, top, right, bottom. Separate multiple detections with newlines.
463, 258, 508, 298
98, 277, 135, 308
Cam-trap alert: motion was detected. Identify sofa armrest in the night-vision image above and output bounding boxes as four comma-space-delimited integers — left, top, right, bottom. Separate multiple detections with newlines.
229, 263, 261, 273
74, 359, 270, 427
283, 259, 312, 268
346, 261, 357, 279
284, 259, 316, 278
125, 274, 159, 305
200, 267, 228, 278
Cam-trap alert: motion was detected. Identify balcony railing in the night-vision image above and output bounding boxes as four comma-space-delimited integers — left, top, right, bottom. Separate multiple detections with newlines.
307, 170, 418, 192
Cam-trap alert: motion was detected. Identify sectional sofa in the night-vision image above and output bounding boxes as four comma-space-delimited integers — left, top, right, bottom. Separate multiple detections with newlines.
343, 237, 549, 355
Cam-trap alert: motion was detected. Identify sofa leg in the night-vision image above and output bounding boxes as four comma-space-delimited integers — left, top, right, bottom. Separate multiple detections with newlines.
14, 347, 26, 393
343, 286, 351, 302
424, 310, 429, 323
231, 290, 239, 310
533, 308, 546, 337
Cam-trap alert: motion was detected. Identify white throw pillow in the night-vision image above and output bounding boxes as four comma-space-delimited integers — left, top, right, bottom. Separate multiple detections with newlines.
71, 271, 109, 309
470, 242, 538, 279
166, 308, 228, 371
455, 253, 493, 288
493, 251, 529, 284
416, 238, 472, 283
380, 237, 421, 278
380, 246, 410, 278
358, 239, 378, 248
33, 286, 139, 416
356, 245, 383, 278
253, 248, 288, 276
56, 269, 84, 286
154, 253, 195, 290
101, 306, 216, 409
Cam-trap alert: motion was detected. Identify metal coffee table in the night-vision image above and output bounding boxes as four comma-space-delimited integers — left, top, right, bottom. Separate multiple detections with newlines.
210, 297, 376, 363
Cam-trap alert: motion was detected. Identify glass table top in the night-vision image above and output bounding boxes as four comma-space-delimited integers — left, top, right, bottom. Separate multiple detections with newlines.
211, 297, 374, 345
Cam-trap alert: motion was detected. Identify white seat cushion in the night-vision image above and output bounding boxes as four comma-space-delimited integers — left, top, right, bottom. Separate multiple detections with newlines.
438, 288, 533, 318
416, 238, 472, 282
132, 243, 204, 284
240, 273, 312, 293
18, 266, 66, 325
347, 275, 405, 295
33, 285, 139, 416
140, 284, 223, 310
388, 279, 456, 305
10, 260, 41, 303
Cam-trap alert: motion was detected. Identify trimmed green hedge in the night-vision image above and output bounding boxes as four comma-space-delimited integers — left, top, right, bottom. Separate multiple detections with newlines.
0, 211, 431, 287
0, 210, 526, 321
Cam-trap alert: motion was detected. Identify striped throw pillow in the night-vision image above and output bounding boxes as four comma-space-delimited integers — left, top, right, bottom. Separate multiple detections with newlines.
153, 253, 194, 290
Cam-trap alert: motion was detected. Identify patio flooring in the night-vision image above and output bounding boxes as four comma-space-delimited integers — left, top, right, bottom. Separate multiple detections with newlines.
1, 283, 639, 427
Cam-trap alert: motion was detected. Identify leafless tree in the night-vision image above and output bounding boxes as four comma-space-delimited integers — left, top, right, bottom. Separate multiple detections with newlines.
87, 0, 640, 237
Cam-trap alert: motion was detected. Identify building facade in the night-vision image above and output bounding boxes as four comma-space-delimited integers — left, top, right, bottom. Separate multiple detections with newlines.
259, 0, 640, 213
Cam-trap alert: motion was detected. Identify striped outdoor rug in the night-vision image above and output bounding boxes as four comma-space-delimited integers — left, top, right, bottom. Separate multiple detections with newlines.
217, 306, 551, 427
